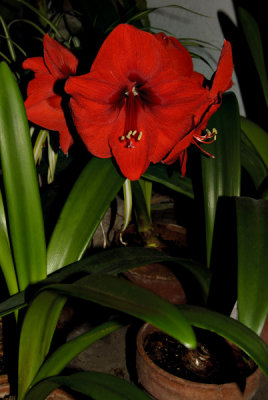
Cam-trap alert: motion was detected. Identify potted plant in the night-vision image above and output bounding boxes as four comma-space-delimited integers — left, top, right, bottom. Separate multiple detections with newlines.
0, 3, 230, 399
135, 92, 268, 399
1, 3, 267, 400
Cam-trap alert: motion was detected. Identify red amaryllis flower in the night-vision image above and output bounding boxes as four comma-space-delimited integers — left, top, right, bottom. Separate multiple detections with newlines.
65, 24, 233, 180
162, 38, 233, 175
23, 34, 78, 153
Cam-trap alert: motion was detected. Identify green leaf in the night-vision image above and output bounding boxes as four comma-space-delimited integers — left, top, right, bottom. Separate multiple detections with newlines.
15, 0, 63, 39
180, 305, 268, 378
41, 274, 197, 349
241, 117, 268, 169
138, 179, 152, 218
0, 290, 25, 317
121, 179, 132, 232
143, 163, 194, 199
47, 157, 124, 274
0, 62, 47, 290
18, 291, 66, 400
236, 197, 268, 335
30, 320, 123, 387
132, 180, 153, 235
241, 132, 268, 190
0, 16, 16, 61
25, 371, 152, 400
0, 247, 211, 317
238, 8, 268, 108
201, 92, 241, 267
0, 189, 18, 296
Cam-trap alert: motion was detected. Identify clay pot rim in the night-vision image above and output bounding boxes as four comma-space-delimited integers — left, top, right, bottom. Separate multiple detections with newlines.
137, 323, 261, 390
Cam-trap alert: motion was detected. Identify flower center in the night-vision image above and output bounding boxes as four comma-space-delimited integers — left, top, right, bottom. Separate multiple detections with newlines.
119, 84, 143, 149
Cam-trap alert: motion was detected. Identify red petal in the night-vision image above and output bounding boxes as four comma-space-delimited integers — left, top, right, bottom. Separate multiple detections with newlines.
25, 93, 73, 151
69, 98, 113, 157
154, 33, 193, 76
90, 24, 168, 83
25, 72, 55, 104
43, 34, 78, 80
178, 150, 188, 177
66, 72, 124, 119
162, 131, 193, 165
210, 40, 233, 99
24, 72, 73, 153
109, 116, 151, 181
23, 57, 47, 73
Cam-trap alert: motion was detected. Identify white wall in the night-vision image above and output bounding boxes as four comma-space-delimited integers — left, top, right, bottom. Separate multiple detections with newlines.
147, 0, 245, 115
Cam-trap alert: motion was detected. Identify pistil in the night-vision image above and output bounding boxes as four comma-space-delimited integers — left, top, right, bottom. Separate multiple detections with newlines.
119, 83, 142, 148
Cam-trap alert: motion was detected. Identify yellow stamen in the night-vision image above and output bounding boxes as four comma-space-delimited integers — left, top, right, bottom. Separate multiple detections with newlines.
205, 128, 218, 138
137, 131, 143, 141
120, 136, 125, 141
132, 130, 137, 136
126, 130, 133, 139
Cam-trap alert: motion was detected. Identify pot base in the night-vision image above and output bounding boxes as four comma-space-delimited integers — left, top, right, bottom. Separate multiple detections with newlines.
136, 323, 262, 400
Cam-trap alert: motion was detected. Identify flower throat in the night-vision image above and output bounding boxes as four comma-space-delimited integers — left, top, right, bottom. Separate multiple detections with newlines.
120, 84, 143, 148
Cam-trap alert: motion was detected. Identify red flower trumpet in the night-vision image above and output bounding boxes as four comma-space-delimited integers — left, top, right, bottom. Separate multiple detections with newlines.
65, 24, 233, 180
23, 34, 78, 153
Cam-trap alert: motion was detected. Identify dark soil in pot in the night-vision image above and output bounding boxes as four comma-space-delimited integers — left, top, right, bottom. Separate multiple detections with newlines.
144, 328, 256, 385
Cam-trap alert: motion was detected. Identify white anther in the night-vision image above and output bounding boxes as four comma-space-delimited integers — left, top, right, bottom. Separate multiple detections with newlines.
132, 86, 138, 96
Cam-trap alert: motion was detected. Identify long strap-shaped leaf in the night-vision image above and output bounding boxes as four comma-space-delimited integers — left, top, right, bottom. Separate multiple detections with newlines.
180, 305, 268, 378
238, 7, 268, 108
241, 117, 268, 169
241, 131, 268, 191
121, 179, 132, 232
25, 371, 152, 400
143, 163, 194, 199
47, 157, 124, 274
30, 320, 123, 388
0, 247, 211, 317
201, 92, 241, 267
236, 197, 268, 335
18, 291, 67, 400
0, 190, 18, 295
40, 274, 196, 349
0, 62, 47, 290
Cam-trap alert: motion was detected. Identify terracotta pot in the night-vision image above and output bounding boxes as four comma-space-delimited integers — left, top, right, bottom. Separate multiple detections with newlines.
123, 223, 187, 304
45, 388, 76, 400
136, 323, 262, 400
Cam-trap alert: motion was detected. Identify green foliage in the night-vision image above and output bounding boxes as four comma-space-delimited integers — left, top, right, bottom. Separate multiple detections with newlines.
47, 157, 124, 274
25, 371, 152, 400
237, 7, 268, 108
236, 197, 268, 335
201, 92, 241, 267
0, 62, 47, 291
